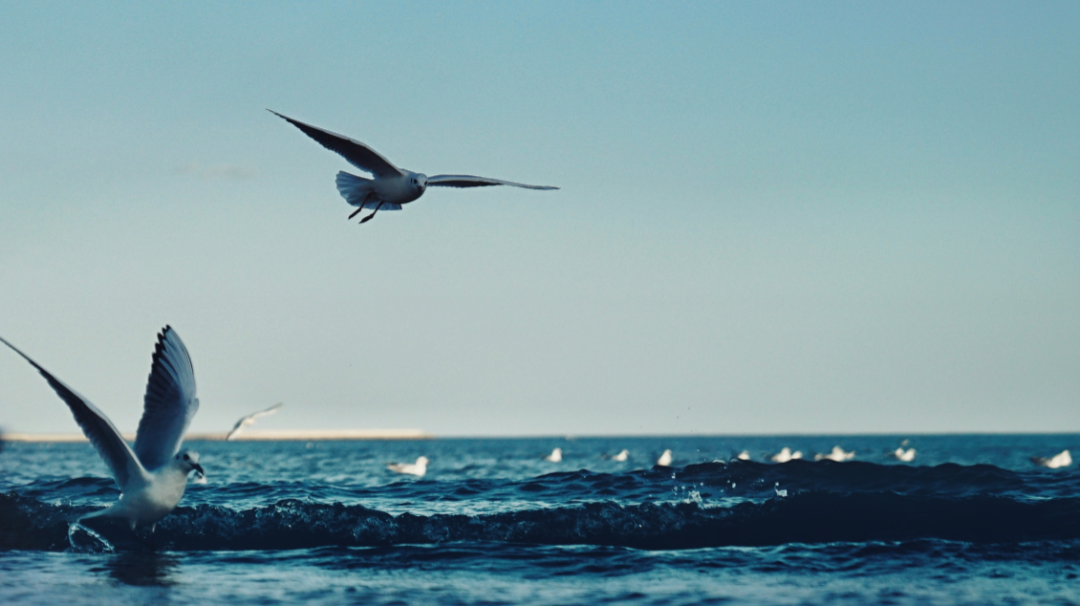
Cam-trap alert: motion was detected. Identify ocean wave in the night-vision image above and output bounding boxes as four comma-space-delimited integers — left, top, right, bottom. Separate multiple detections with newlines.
3, 490, 1079, 552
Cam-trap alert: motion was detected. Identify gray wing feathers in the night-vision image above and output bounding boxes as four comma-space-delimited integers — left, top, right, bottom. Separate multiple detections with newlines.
226, 402, 283, 441
134, 326, 198, 471
426, 175, 559, 190
0, 335, 144, 490
270, 110, 403, 178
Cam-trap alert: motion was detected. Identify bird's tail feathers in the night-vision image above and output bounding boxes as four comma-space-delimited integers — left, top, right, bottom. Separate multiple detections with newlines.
336, 171, 373, 206
335, 171, 403, 210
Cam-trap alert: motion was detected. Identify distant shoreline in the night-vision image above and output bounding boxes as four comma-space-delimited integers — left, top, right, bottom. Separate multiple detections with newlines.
0, 429, 432, 442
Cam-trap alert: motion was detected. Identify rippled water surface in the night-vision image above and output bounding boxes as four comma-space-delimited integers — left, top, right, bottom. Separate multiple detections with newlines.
2, 435, 1078, 605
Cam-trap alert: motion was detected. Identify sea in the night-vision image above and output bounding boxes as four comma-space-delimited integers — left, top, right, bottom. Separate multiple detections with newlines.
1, 434, 1078, 605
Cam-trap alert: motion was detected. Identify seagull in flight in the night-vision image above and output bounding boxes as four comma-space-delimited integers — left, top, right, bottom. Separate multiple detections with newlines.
270, 110, 558, 224
0, 327, 204, 532
226, 402, 283, 441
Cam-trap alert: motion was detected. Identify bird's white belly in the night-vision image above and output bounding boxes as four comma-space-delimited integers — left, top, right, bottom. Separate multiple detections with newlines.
116, 476, 188, 525
375, 176, 423, 205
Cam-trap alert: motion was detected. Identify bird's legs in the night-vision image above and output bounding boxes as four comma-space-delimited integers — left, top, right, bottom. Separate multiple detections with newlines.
348, 193, 377, 220
359, 200, 385, 224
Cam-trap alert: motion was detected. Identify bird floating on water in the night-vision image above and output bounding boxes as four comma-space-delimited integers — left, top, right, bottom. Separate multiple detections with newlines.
387, 456, 429, 477
815, 446, 855, 462
1031, 450, 1072, 469
891, 447, 916, 462
770, 447, 803, 463
736, 450, 752, 461
226, 402, 283, 441
610, 449, 629, 462
270, 111, 558, 224
545, 448, 563, 462
656, 449, 673, 467
0, 327, 204, 532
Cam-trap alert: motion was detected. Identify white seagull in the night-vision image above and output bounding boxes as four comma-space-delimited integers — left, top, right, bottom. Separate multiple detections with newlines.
736, 450, 752, 461
891, 446, 917, 462
226, 402, 283, 441
386, 456, 429, 477
815, 446, 856, 462
1032, 450, 1072, 469
770, 447, 803, 463
545, 448, 563, 462
0, 327, 204, 531
270, 111, 558, 224
656, 449, 673, 467
610, 449, 629, 462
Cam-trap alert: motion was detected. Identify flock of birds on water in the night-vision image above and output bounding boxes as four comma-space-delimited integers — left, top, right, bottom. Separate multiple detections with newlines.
0, 112, 1073, 537
0, 327, 1074, 536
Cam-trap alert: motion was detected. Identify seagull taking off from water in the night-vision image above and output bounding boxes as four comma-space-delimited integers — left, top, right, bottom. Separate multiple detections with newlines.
270, 111, 558, 224
1032, 450, 1072, 469
387, 456, 429, 477
0, 327, 204, 531
226, 402, 283, 441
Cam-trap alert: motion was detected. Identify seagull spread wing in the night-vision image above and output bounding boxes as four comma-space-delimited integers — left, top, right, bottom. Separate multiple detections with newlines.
426, 175, 559, 190
133, 327, 199, 471
226, 402, 283, 441
269, 110, 403, 178
0, 335, 146, 490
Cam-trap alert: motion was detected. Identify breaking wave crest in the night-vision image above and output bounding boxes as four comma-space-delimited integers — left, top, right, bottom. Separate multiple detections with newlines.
3, 489, 1079, 552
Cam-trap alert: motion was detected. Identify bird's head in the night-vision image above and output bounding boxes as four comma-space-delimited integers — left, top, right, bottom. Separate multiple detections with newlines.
409, 173, 428, 192
176, 449, 205, 477
416, 456, 430, 466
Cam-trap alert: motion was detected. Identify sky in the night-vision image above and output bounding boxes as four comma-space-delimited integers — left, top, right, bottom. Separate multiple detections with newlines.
0, 1, 1077, 436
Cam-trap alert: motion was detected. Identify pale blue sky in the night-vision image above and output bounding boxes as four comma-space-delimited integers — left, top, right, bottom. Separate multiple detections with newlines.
1, 2, 1077, 435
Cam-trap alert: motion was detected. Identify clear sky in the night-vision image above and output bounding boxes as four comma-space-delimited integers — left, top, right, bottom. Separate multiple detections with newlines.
1, 1, 1077, 436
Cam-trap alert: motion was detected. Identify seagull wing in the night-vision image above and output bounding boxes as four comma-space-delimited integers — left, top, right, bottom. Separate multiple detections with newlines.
133, 326, 199, 471
226, 402, 282, 440
427, 174, 559, 190
269, 110, 403, 178
0, 335, 146, 490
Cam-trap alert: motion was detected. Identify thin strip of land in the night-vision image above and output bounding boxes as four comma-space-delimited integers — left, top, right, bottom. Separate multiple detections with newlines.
0, 429, 432, 442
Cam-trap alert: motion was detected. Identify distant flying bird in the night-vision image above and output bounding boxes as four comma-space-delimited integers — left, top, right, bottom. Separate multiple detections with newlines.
545, 448, 563, 462
387, 456, 429, 477
1031, 450, 1072, 469
0, 327, 204, 531
770, 447, 803, 463
815, 446, 856, 462
270, 111, 558, 224
226, 402, 283, 441
656, 449, 673, 467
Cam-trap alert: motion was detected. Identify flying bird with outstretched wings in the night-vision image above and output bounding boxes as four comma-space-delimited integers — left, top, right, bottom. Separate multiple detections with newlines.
270, 110, 558, 224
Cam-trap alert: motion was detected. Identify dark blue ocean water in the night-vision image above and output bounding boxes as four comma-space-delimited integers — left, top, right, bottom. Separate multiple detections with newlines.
1, 435, 1078, 605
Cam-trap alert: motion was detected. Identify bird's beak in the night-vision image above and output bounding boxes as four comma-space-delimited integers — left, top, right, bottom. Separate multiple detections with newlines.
192, 463, 205, 477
